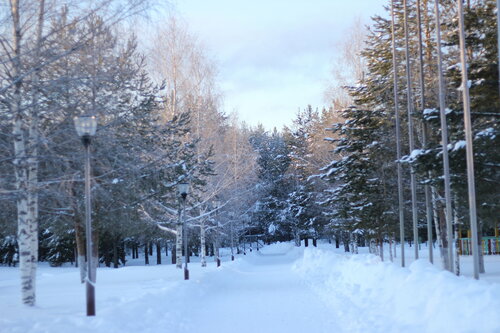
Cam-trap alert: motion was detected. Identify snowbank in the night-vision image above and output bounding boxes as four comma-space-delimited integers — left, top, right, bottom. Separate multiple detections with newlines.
258, 241, 298, 255
293, 248, 500, 333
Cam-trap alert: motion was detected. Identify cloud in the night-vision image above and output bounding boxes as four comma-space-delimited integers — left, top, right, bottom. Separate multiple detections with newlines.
174, 0, 388, 129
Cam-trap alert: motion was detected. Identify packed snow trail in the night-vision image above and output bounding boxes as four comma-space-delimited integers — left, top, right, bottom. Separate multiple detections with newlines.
180, 245, 339, 333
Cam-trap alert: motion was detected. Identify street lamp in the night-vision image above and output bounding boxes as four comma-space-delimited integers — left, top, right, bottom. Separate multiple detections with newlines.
229, 212, 235, 261
177, 182, 189, 280
74, 115, 97, 316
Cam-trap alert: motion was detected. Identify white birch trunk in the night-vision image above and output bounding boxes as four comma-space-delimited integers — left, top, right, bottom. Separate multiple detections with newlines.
213, 241, 218, 262
13, 109, 34, 306
200, 220, 206, 267
349, 233, 355, 253
11, 0, 36, 306
26, 0, 45, 298
78, 255, 87, 283
432, 188, 450, 270
354, 233, 359, 254
369, 239, 377, 255
74, 215, 86, 283
294, 229, 301, 247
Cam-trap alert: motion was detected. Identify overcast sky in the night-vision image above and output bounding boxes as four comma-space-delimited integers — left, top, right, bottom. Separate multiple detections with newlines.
171, 0, 388, 130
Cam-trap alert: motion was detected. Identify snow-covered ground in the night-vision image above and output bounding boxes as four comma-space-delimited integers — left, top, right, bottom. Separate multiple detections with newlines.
1, 242, 499, 333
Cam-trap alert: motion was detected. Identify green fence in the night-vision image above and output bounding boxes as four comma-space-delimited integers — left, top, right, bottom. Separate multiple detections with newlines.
459, 237, 500, 255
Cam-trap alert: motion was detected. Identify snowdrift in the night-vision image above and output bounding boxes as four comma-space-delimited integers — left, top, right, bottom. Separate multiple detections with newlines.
293, 248, 500, 333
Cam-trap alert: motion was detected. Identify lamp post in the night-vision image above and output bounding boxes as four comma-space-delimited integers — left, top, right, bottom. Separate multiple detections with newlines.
214, 201, 221, 267
74, 115, 97, 316
230, 218, 235, 261
177, 182, 189, 280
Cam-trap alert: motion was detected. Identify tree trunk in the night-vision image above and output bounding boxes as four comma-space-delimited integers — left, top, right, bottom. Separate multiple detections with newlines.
478, 220, 485, 273
200, 221, 206, 267
389, 234, 393, 262
113, 239, 119, 268
213, 241, 217, 262
343, 232, 350, 252
26, 0, 45, 304
294, 230, 301, 247
214, 241, 220, 267
432, 188, 450, 270
171, 245, 176, 265
144, 243, 149, 265
453, 201, 461, 276
120, 241, 126, 265
156, 242, 161, 265
354, 234, 359, 254
393, 233, 397, 259
74, 214, 86, 283
438, 206, 450, 271
380, 236, 384, 262
10, 0, 35, 307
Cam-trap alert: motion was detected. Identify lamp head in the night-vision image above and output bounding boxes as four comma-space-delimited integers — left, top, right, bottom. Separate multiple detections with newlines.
74, 115, 97, 138
177, 182, 189, 200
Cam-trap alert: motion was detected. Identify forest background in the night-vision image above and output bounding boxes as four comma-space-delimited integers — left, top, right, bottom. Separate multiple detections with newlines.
0, 0, 498, 306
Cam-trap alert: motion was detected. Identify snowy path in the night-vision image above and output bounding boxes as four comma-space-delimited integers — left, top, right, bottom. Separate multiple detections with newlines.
2, 243, 500, 333
182, 250, 338, 333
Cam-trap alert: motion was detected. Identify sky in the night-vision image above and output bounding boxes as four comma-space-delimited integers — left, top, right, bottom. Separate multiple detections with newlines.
171, 0, 388, 130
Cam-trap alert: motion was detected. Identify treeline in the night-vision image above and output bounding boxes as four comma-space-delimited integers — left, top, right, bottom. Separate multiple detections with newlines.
250, 0, 498, 269
0, 0, 259, 305
1, 0, 499, 306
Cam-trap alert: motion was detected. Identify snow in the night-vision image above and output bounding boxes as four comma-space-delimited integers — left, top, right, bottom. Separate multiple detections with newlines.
409, 148, 424, 159
452, 140, 467, 151
476, 127, 496, 139
294, 247, 500, 333
1, 243, 499, 333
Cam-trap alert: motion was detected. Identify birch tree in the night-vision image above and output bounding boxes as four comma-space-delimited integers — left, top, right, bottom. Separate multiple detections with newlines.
0, 0, 154, 305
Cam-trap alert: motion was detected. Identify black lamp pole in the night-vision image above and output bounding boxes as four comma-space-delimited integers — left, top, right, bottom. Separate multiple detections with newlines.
83, 135, 95, 316
74, 115, 97, 316
182, 192, 189, 280
177, 182, 189, 280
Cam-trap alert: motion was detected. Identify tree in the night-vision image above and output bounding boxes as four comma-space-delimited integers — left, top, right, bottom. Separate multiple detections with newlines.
0, 0, 156, 304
